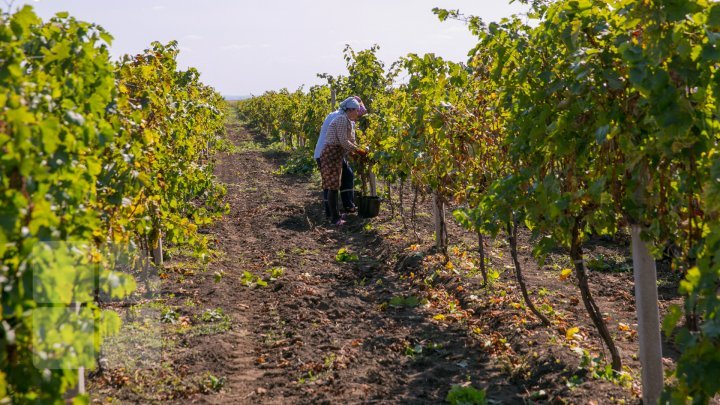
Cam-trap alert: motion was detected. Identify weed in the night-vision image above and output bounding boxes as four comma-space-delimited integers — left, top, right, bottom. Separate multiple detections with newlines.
586, 253, 632, 273
241, 271, 268, 288
323, 354, 337, 368
236, 140, 264, 152
572, 348, 633, 388
482, 265, 502, 285
296, 354, 337, 385
290, 247, 317, 256
446, 384, 487, 405
335, 247, 359, 263
404, 341, 444, 358
262, 330, 282, 346
273, 148, 316, 175
539, 303, 558, 317
199, 308, 226, 323
404, 343, 424, 357
566, 374, 584, 389
193, 308, 231, 335
200, 373, 226, 393
297, 370, 318, 385
160, 308, 180, 324
266, 266, 285, 281
388, 295, 427, 308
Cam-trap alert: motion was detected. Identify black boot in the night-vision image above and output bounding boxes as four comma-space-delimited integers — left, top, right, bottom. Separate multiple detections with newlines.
322, 189, 330, 218
340, 188, 356, 212
328, 190, 341, 224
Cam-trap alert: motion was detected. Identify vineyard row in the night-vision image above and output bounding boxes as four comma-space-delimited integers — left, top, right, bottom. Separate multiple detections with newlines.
237, 0, 720, 403
1, 6, 228, 402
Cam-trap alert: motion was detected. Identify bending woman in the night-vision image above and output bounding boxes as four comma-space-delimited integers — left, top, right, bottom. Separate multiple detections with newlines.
314, 96, 366, 218
319, 98, 367, 225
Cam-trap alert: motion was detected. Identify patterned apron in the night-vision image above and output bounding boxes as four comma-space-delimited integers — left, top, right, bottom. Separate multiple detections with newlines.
319, 144, 344, 190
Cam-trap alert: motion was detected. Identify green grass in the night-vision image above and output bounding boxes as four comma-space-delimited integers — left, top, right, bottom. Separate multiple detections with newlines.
193, 308, 231, 336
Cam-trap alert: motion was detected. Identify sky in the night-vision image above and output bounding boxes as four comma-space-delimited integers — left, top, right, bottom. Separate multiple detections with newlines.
9, 0, 529, 97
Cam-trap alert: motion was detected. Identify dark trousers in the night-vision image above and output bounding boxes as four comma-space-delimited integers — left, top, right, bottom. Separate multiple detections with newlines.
316, 158, 355, 218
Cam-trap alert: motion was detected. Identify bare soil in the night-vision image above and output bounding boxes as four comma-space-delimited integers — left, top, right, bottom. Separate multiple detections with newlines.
89, 120, 685, 404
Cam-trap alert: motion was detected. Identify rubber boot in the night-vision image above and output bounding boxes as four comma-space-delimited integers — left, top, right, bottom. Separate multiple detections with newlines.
322, 189, 330, 218
340, 160, 356, 211
328, 190, 341, 224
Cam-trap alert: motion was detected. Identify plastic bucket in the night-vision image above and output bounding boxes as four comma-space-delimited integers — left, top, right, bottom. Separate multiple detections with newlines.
358, 195, 369, 217
360, 196, 381, 218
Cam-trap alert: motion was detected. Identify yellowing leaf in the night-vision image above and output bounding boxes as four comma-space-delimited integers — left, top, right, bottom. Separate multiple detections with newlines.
89, 250, 103, 263
433, 314, 446, 321
618, 323, 631, 332
566, 327, 580, 340
560, 268, 573, 281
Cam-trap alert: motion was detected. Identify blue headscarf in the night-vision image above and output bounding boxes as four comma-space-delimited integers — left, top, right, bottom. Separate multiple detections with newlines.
339, 97, 361, 111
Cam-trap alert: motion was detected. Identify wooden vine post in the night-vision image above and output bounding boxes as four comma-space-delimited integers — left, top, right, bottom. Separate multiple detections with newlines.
368, 170, 377, 197
75, 301, 85, 396
629, 166, 664, 404
631, 225, 663, 404
432, 192, 448, 253
150, 216, 163, 267
153, 234, 164, 267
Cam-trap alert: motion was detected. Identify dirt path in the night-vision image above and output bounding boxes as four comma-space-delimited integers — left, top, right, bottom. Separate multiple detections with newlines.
192, 122, 520, 404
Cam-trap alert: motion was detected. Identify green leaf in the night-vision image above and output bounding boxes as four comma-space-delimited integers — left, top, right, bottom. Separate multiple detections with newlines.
10, 5, 40, 35
40, 118, 61, 154
335, 247, 359, 263
679, 266, 701, 294
446, 384, 487, 405
709, 3, 720, 28
433, 8, 450, 21
99, 31, 114, 45
662, 305, 683, 337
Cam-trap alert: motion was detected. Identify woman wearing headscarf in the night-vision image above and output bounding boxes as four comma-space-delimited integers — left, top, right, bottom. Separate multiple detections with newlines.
319, 97, 368, 225
314, 96, 367, 219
